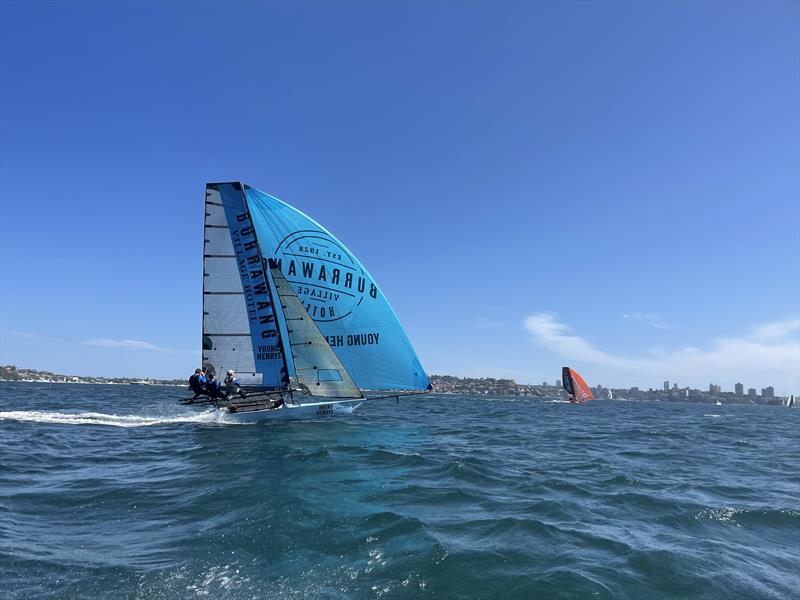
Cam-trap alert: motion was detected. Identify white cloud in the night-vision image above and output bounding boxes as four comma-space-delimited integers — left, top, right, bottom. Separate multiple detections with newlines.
82, 339, 170, 352
623, 312, 669, 330
524, 313, 800, 391
752, 319, 800, 340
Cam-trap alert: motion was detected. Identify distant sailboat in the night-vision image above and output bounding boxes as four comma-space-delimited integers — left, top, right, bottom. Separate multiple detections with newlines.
607, 389, 613, 400
195, 182, 430, 421
562, 367, 594, 404
784, 395, 796, 408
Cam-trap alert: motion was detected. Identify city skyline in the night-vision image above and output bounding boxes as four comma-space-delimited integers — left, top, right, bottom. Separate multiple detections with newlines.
1, 2, 798, 392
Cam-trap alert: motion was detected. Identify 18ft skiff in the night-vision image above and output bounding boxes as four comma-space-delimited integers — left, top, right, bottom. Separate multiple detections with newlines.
193, 182, 430, 421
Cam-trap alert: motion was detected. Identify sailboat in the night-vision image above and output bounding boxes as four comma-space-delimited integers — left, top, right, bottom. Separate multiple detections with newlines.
784, 395, 796, 408
195, 182, 430, 421
561, 367, 593, 404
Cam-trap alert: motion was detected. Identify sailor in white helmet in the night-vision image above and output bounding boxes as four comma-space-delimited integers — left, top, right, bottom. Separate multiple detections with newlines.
224, 369, 247, 400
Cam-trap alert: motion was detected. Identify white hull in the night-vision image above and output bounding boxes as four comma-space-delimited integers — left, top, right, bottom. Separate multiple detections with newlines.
218, 398, 363, 423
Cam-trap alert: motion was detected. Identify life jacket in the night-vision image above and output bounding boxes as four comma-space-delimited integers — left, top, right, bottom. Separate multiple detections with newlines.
207, 378, 226, 398
189, 374, 206, 394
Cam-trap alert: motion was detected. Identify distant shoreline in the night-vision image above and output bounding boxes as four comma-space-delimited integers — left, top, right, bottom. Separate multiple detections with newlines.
1, 366, 794, 406
0, 378, 795, 407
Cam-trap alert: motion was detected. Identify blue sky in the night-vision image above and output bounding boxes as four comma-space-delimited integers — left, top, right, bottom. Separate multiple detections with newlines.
1, 1, 798, 392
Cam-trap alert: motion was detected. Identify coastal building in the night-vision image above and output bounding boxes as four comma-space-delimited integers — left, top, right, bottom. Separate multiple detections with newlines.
735, 383, 744, 396
761, 386, 775, 398
748, 388, 757, 399
664, 381, 670, 391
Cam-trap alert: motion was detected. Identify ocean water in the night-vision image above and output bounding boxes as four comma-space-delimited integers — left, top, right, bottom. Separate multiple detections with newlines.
1, 382, 798, 599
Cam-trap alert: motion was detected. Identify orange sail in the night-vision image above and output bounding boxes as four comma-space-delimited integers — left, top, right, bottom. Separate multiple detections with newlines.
562, 367, 594, 403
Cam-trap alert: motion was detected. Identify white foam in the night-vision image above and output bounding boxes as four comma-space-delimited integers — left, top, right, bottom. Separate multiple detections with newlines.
0, 409, 221, 427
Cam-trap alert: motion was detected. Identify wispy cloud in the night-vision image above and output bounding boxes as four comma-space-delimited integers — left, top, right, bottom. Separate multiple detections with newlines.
623, 312, 669, 330
752, 319, 800, 340
10, 331, 42, 339
82, 339, 171, 352
524, 313, 800, 390
474, 317, 505, 329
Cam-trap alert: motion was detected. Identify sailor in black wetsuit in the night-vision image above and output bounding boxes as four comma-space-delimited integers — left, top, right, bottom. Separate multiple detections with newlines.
188, 368, 207, 400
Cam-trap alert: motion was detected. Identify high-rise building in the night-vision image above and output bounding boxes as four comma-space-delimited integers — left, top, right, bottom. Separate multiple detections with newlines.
735, 383, 744, 396
748, 388, 757, 398
664, 381, 670, 391
555, 379, 561, 388
761, 386, 775, 398
709, 384, 721, 394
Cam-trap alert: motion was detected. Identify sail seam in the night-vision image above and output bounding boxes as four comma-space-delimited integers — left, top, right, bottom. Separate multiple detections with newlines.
204, 333, 251, 336
204, 291, 244, 295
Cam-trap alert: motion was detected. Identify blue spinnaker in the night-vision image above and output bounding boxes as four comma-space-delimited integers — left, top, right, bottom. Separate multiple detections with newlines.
245, 185, 429, 391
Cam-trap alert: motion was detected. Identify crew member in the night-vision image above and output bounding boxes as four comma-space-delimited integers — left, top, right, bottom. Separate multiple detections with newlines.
188, 368, 207, 400
224, 369, 248, 400
206, 374, 227, 400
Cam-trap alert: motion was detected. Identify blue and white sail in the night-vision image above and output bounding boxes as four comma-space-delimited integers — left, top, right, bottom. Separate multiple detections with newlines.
202, 182, 429, 395
203, 183, 289, 389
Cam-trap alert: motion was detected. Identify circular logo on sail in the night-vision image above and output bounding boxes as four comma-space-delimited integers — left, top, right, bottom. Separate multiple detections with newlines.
274, 231, 377, 322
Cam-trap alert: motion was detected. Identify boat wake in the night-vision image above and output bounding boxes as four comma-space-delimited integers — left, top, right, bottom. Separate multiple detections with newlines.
0, 410, 220, 428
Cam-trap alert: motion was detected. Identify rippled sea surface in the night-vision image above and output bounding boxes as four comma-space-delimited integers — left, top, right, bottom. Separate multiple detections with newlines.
1, 382, 798, 599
